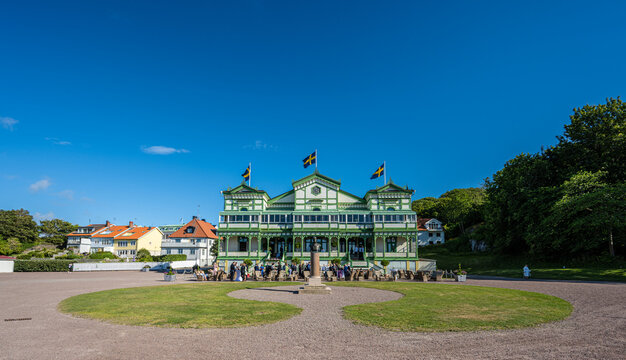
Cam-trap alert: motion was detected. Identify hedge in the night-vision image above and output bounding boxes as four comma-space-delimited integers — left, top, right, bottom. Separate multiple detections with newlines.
14, 260, 76, 272
153, 254, 187, 262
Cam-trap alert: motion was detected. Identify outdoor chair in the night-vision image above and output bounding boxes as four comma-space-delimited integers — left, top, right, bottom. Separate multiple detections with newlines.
303, 270, 310, 281
254, 271, 262, 281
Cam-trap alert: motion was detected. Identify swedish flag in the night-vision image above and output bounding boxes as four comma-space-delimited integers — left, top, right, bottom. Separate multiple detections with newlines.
242, 166, 250, 181
370, 163, 384, 179
302, 150, 317, 168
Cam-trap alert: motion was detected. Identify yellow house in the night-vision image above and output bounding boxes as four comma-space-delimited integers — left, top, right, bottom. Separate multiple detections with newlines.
112, 221, 163, 258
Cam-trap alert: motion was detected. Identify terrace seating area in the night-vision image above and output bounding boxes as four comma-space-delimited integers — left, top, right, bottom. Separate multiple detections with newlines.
190, 267, 451, 283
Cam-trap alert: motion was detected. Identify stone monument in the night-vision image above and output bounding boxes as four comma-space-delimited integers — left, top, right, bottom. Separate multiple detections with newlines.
297, 242, 332, 294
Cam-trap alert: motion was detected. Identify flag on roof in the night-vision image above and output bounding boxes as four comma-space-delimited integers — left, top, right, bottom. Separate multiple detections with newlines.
302, 150, 317, 168
242, 166, 250, 181
370, 163, 385, 179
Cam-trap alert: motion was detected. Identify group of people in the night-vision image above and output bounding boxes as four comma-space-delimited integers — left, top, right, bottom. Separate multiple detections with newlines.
229, 262, 248, 281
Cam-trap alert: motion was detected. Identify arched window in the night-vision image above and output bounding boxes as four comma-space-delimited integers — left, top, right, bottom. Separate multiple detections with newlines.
313, 207, 321, 211
387, 207, 395, 211
240, 207, 248, 211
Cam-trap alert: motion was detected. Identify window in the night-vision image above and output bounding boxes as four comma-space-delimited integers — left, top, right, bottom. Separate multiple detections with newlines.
429, 233, 433, 237
130, 241, 136, 246
178, 249, 183, 254
166, 249, 171, 254
240, 207, 248, 211
130, 250, 136, 255
386, 237, 397, 252
436, 232, 441, 237
185, 226, 195, 234
387, 207, 395, 211
239, 237, 247, 252
313, 207, 321, 211
118, 241, 128, 247
175, 239, 181, 243
190, 249, 195, 255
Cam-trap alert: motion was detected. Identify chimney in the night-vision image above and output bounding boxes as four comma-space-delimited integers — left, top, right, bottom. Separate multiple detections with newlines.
192, 216, 198, 220
106, 220, 111, 227
201, 219, 206, 222
129, 221, 134, 227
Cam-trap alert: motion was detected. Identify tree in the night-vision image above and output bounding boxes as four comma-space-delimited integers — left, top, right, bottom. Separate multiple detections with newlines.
0, 209, 38, 245
558, 97, 626, 183
0, 237, 22, 255
542, 172, 626, 257
210, 239, 219, 258
38, 219, 78, 247
136, 248, 153, 262
411, 197, 439, 218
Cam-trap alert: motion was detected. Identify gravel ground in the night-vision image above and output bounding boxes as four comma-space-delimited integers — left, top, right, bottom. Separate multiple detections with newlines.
0, 272, 624, 360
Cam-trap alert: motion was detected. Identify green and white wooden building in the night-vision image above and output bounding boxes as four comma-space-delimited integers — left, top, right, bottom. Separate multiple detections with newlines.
217, 170, 432, 271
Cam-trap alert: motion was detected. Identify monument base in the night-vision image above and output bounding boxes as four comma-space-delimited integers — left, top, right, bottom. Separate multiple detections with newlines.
297, 284, 332, 295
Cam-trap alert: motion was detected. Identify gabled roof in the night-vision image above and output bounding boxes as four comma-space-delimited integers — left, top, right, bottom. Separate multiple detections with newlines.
169, 218, 218, 239
365, 179, 414, 197
222, 181, 268, 195
116, 226, 161, 240
67, 224, 107, 237
292, 169, 341, 188
92, 225, 131, 238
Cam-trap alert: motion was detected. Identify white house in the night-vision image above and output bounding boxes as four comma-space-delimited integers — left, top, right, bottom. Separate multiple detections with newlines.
417, 218, 445, 245
66, 222, 109, 253
161, 217, 218, 266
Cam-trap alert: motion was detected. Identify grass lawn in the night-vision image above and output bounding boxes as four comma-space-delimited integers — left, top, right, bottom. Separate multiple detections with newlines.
333, 282, 573, 332
58, 282, 302, 328
419, 246, 626, 282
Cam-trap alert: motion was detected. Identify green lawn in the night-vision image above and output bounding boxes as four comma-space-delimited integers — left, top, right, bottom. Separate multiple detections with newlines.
58, 282, 302, 328
333, 282, 572, 332
419, 246, 626, 282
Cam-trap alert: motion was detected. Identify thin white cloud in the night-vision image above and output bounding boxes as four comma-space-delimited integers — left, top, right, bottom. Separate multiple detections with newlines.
1, 117, 18, 131
141, 145, 190, 155
45, 137, 72, 145
57, 190, 74, 200
29, 178, 51, 192
80, 196, 95, 202
33, 211, 55, 222
244, 140, 277, 151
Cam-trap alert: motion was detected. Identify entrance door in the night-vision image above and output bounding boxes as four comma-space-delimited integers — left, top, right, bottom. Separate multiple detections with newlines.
269, 238, 284, 259
348, 238, 365, 260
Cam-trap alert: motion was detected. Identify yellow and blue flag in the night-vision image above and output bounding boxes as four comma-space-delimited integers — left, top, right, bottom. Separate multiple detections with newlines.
242, 166, 250, 181
370, 163, 385, 179
303, 150, 317, 168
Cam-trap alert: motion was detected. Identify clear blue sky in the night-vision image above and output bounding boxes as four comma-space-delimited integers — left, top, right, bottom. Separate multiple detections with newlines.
1, 1, 624, 226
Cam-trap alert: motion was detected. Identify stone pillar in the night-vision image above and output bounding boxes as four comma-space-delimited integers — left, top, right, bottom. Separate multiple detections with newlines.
298, 242, 331, 294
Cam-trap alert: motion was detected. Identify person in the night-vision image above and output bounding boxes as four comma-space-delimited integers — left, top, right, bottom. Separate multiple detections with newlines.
235, 264, 242, 281
229, 262, 236, 281
523, 265, 531, 279
254, 263, 259, 272
68, 263, 73, 273
241, 263, 247, 281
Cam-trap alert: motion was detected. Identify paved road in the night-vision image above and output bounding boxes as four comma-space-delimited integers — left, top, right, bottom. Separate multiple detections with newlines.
0, 272, 624, 359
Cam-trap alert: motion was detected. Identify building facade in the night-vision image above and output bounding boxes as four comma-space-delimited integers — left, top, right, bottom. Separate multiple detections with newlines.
217, 170, 422, 270
417, 218, 445, 245
66, 222, 108, 253
88, 221, 162, 258
161, 216, 218, 265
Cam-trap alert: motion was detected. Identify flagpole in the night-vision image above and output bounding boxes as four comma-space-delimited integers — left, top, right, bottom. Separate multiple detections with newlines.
315, 149, 318, 170
249, 162, 251, 187
384, 160, 386, 185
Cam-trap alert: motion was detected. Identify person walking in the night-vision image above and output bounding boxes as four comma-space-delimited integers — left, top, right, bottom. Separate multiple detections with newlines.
523, 265, 531, 279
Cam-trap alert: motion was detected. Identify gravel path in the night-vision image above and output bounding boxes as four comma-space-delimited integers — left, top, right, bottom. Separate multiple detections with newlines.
0, 272, 624, 360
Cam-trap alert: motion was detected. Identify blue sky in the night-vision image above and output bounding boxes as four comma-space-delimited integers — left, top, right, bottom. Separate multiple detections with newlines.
1, 1, 624, 226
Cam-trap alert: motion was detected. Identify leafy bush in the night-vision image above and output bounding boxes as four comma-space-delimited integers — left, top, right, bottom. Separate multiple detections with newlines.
243, 259, 253, 267
57, 252, 82, 259
14, 260, 76, 272
88, 251, 117, 259
380, 260, 390, 267
331, 258, 341, 265
153, 254, 187, 262
136, 248, 153, 262
291, 256, 301, 265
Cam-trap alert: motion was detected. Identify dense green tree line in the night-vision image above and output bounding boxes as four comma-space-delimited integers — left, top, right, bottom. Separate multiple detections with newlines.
0, 209, 77, 255
414, 98, 625, 260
